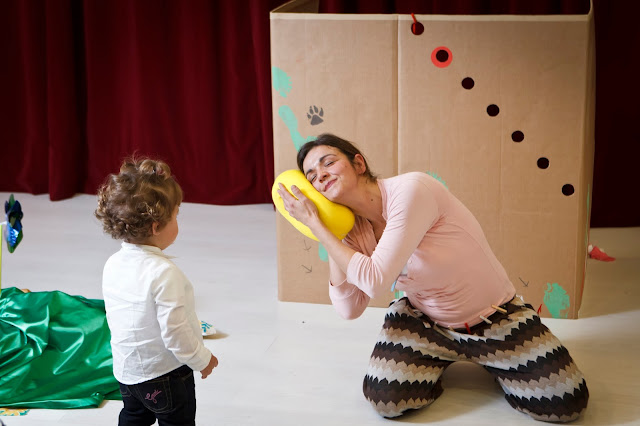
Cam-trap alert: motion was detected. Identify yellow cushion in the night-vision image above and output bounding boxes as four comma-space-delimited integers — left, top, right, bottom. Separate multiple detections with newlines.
272, 170, 355, 241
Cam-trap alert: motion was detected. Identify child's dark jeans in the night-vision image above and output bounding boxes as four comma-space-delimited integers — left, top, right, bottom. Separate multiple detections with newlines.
118, 365, 196, 426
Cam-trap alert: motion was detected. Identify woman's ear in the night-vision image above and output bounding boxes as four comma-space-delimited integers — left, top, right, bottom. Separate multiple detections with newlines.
353, 154, 367, 175
151, 222, 160, 236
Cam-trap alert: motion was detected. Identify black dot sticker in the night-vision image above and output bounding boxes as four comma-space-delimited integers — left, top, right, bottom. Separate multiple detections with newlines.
411, 22, 424, 35
487, 104, 500, 117
436, 50, 449, 62
512, 131, 524, 142
462, 77, 474, 89
562, 184, 575, 196
537, 157, 549, 169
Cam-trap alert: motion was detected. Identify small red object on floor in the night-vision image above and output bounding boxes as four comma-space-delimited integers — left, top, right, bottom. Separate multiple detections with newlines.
588, 244, 615, 262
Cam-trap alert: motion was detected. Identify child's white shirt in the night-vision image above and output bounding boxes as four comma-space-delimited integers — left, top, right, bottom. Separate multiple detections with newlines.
102, 242, 212, 385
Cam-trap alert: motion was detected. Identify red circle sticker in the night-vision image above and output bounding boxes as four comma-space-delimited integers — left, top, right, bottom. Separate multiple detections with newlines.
431, 46, 452, 68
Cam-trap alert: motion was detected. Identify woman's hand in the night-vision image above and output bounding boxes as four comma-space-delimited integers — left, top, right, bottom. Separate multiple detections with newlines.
278, 182, 356, 275
277, 183, 322, 229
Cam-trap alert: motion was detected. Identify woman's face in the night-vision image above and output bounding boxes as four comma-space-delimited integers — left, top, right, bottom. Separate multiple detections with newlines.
302, 145, 360, 202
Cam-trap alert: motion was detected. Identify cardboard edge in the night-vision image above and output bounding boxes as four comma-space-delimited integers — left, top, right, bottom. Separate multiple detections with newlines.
400, 13, 591, 22
575, 6, 596, 318
272, 13, 591, 21
271, 13, 398, 21
272, 5, 592, 22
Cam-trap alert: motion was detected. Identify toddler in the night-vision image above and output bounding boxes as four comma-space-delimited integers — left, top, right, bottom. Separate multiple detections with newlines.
95, 157, 217, 426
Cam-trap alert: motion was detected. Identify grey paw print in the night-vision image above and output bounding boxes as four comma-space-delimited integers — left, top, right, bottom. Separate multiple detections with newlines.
307, 105, 324, 125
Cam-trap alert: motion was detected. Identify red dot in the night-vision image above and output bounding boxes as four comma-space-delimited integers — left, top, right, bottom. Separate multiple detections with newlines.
431, 47, 452, 68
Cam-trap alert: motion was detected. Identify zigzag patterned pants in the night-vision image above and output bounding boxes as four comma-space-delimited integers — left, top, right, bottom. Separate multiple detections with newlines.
363, 297, 589, 422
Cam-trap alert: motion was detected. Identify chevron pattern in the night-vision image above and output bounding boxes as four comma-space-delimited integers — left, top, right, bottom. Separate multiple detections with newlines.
362, 297, 588, 421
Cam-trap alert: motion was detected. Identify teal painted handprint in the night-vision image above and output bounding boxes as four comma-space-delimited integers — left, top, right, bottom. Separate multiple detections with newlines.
273, 66, 324, 265
543, 282, 570, 319
278, 105, 316, 151
272, 67, 292, 98
318, 243, 328, 262
426, 171, 448, 189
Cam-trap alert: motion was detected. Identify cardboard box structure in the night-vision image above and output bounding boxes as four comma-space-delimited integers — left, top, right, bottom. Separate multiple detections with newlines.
270, 0, 595, 319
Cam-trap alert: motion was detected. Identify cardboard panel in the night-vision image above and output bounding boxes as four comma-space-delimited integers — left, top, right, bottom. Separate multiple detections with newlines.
271, 1, 595, 317
270, 8, 398, 307
398, 15, 594, 318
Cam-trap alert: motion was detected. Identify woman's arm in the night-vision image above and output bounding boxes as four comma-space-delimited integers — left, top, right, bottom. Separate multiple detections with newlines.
345, 179, 439, 297
278, 176, 439, 298
328, 255, 370, 319
278, 183, 370, 318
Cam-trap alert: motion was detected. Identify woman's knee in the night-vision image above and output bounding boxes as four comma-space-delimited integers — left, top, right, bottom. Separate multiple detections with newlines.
503, 376, 589, 422
362, 374, 444, 418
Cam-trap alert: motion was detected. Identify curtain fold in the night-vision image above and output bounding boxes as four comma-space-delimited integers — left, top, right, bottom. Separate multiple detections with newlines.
1, 1, 48, 194
45, 0, 87, 200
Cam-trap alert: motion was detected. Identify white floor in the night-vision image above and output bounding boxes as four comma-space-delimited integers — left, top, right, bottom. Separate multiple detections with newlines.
1, 192, 638, 426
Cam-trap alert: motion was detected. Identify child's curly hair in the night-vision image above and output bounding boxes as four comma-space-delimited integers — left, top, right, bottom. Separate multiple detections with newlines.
95, 157, 183, 242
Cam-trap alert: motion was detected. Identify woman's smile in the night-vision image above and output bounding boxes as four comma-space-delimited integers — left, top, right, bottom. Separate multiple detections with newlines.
324, 179, 336, 192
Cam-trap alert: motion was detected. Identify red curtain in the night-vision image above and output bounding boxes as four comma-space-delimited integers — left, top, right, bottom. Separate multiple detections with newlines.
1, 0, 287, 205
1, 0, 638, 225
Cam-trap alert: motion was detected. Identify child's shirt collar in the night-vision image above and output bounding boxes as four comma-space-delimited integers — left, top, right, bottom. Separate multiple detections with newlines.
121, 241, 176, 259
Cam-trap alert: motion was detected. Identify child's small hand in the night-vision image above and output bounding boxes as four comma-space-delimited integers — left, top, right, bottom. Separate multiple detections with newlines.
200, 354, 218, 379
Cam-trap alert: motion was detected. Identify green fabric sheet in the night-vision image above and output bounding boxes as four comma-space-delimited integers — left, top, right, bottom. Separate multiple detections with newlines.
0, 287, 121, 408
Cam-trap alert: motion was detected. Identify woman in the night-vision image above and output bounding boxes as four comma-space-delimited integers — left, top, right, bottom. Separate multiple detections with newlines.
277, 133, 588, 422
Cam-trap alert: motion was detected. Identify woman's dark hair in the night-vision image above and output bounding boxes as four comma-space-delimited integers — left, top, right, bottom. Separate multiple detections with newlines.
297, 133, 377, 182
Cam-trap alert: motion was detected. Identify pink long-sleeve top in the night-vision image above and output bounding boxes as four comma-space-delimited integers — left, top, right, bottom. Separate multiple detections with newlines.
329, 172, 515, 328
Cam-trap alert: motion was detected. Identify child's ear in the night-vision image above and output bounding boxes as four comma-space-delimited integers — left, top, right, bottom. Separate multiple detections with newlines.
151, 222, 160, 236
